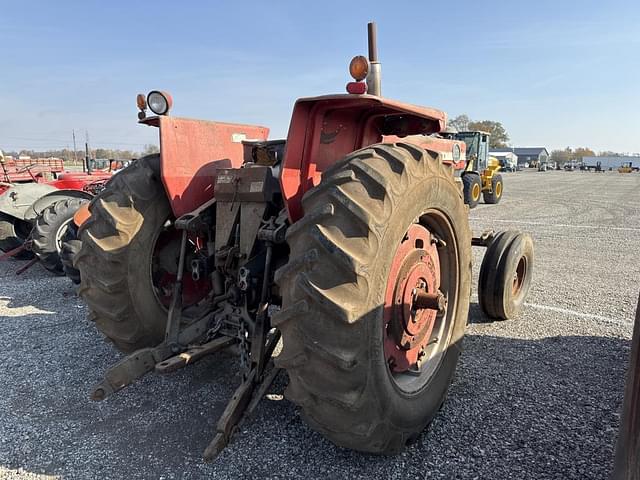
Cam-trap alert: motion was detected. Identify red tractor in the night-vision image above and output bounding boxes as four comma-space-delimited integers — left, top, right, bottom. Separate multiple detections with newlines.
76, 23, 534, 460
0, 157, 122, 271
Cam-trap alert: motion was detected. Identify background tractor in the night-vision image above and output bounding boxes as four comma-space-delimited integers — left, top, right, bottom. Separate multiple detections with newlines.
0, 157, 123, 271
75, 23, 533, 460
444, 130, 503, 208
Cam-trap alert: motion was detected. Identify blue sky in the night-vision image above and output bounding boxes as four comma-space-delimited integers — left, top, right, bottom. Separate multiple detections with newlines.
1, 0, 639, 154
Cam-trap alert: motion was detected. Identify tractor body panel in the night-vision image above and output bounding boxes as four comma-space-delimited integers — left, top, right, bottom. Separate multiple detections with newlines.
0, 183, 57, 220
142, 115, 269, 218
280, 94, 448, 221
383, 134, 466, 168
50, 171, 112, 190
0, 171, 113, 221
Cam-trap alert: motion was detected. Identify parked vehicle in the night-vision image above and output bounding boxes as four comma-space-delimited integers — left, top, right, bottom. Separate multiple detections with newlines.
0, 158, 119, 264
441, 130, 504, 208
75, 23, 534, 460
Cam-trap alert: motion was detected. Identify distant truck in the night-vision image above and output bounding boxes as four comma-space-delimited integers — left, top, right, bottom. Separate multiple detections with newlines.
581, 160, 604, 173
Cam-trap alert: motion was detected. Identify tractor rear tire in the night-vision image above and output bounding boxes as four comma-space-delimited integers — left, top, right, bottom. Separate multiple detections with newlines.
60, 221, 82, 284
0, 213, 35, 260
274, 143, 472, 454
483, 173, 503, 204
478, 230, 534, 320
76, 155, 169, 353
462, 172, 482, 209
32, 198, 88, 275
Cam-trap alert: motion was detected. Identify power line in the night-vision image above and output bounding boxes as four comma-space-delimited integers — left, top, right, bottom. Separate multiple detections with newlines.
72, 130, 78, 162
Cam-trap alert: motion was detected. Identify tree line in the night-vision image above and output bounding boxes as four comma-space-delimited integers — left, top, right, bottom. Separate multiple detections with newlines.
2, 144, 159, 163
550, 147, 636, 164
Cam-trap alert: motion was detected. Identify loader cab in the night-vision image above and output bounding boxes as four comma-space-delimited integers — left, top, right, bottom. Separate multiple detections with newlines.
454, 131, 490, 171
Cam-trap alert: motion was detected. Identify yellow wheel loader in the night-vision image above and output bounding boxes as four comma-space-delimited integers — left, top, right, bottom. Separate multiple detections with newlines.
453, 131, 504, 209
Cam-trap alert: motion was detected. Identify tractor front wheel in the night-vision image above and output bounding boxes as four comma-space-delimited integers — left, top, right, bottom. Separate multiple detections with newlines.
275, 143, 472, 453
32, 198, 88, 275
462, 172, 482, 209
478, 230, 534, 319
0, 213, 34, 260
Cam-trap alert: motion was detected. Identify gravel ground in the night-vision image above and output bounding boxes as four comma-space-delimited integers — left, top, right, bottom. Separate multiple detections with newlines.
0, 169, 638, 479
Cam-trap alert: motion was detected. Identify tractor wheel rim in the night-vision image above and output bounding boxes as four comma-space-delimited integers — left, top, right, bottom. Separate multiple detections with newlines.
55, 218, 74, 253
383, 211, 459, 393
496, 181, 502, 197
512, 256, 527, 296
150, 220, 211, 311
472, 183, 481, 201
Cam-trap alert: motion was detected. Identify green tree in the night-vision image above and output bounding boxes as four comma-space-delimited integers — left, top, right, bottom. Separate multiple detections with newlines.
94, 148, 110, 159
448, 114, 470, 131
572, 147, 595, 160
551, 149, 571, 164
467, 120, 510, 148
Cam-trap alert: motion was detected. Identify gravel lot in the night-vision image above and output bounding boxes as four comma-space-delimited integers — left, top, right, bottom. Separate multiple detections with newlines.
0, 169, 638, 479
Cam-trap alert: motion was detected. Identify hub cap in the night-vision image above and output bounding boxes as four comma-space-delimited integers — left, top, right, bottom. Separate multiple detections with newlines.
151, 226, 210, 309
512, 256, 527, 295
384, 224, 442, 373
472, 183, 481, 201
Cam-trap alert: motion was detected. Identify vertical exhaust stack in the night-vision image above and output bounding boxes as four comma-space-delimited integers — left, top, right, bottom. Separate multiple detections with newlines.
366, 22, 382, 96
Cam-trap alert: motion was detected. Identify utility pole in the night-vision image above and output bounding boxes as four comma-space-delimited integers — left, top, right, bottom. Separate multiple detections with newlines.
85, 142, 92, 174
85, 130, 90, 173
72, 130, 78, 164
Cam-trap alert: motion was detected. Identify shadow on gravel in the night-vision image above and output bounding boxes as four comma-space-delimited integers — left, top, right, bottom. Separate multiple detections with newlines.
468, 300, 490, 324
221, 331, 629, 480
0, 306, 630, 480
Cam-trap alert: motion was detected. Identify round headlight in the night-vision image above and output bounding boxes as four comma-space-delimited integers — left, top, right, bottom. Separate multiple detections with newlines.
147, 91, 173, 115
